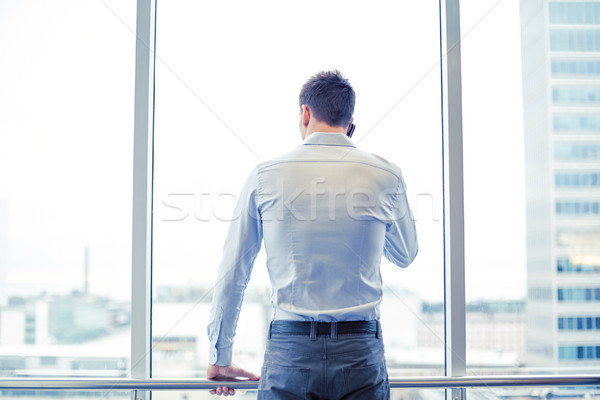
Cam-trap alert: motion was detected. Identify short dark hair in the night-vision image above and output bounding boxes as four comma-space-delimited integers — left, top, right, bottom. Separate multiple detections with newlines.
299, 70, 355, 128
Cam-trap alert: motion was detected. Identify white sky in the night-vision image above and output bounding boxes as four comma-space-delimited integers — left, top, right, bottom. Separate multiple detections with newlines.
0, 0, 525, 303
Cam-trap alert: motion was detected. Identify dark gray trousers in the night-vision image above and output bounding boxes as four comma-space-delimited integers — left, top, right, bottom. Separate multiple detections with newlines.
257, 323, 390, 400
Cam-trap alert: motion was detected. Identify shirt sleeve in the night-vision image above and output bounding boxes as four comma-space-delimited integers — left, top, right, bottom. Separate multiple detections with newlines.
383, 174, 418, 268
207, 167, 262, 366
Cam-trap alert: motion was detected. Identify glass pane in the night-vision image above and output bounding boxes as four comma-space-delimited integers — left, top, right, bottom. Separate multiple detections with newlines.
462, 0, 600, 374
153, 391, 256, 400
0, 391, 130, 399
469, 386, 600, 400
153, 0, 443, 379
0, 0, 135, 378
152, 388, 445, 400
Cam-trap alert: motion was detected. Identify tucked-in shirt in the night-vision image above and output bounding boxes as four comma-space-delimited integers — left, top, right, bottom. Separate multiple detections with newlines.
207, 132, 418, 365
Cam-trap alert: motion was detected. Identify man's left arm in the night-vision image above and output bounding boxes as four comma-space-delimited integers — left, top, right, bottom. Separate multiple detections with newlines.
207, 167, 262, 373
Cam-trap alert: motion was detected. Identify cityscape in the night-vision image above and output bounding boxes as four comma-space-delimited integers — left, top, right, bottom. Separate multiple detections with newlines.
0, 282, 531, 399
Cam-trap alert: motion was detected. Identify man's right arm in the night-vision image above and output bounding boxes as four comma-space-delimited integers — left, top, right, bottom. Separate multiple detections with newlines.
383, 174, 418, 268
207, 167, 263, 366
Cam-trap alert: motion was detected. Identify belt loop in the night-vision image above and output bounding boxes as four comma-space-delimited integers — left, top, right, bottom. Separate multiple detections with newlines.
330, 321, 338, 342
268, 321, 273, 339
376, 320, 381, 339
310, 321, 317, 341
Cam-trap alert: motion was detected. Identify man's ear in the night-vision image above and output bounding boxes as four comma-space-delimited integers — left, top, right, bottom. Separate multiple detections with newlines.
302, 105, 311, 127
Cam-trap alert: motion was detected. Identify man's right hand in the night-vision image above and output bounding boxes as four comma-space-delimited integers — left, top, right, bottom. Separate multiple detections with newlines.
207, 363, 260, 396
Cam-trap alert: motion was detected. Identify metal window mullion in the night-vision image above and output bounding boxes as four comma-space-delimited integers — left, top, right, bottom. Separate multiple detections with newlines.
131, 0, 156, 399
440, 0, 466, 400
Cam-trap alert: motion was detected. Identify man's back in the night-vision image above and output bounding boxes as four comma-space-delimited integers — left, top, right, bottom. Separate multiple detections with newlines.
256, 131, 417, 321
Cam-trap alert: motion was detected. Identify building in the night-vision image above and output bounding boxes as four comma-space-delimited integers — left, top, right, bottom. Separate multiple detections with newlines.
151, 285, 270, 377
520, 0, 600, 366
419, 300, 525, 372
0, 298, 49, 346
0, 293, 129, 348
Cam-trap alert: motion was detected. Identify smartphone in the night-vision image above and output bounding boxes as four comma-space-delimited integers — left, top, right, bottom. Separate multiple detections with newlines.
347, 123, 356, 138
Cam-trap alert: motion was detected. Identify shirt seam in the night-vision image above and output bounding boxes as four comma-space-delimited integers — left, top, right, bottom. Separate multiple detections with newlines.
255, 167, 263, 216
259, 160, 401, 178
387, 176, 403, 230
356, 221, 366, 296
302, 143, 355, 148
288, 211, 296, 310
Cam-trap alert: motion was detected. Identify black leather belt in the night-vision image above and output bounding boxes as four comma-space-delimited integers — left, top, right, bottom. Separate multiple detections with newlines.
269, 320, 380, 339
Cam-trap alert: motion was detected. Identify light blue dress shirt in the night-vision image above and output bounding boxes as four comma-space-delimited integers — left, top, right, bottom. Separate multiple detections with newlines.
207, 132, 418, 365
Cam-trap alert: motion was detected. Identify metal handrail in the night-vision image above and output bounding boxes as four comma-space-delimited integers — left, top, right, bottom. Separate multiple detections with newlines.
0, 375, 599, 390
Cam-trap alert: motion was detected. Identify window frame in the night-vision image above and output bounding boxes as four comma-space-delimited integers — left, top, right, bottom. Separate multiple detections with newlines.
130, 2, 467, 400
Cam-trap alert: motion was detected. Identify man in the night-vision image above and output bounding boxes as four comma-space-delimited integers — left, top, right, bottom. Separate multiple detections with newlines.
207, 70, 418, 399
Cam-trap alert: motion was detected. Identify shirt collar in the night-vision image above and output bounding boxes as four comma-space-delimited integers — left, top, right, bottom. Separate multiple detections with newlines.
302, 132, 356, 147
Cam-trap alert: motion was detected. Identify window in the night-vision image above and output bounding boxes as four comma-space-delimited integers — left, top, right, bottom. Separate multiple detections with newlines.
558, 287, 600, 302
549, 2, 600, 25
555, 201, 600, 216
549, 29, 600, 52
556, 230, 600, 248
551, 60, 600, 76
0, 0, 135, 380
152, 0, 444, 378
557, 315, 600, 330
554, 142, 600, 160
552, 86, 600, 104
558, 345, 600, 360
553, 115, 600, 132
555, 172, 600, 188
556, 256, 600, 274
3, 0, 600, 395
